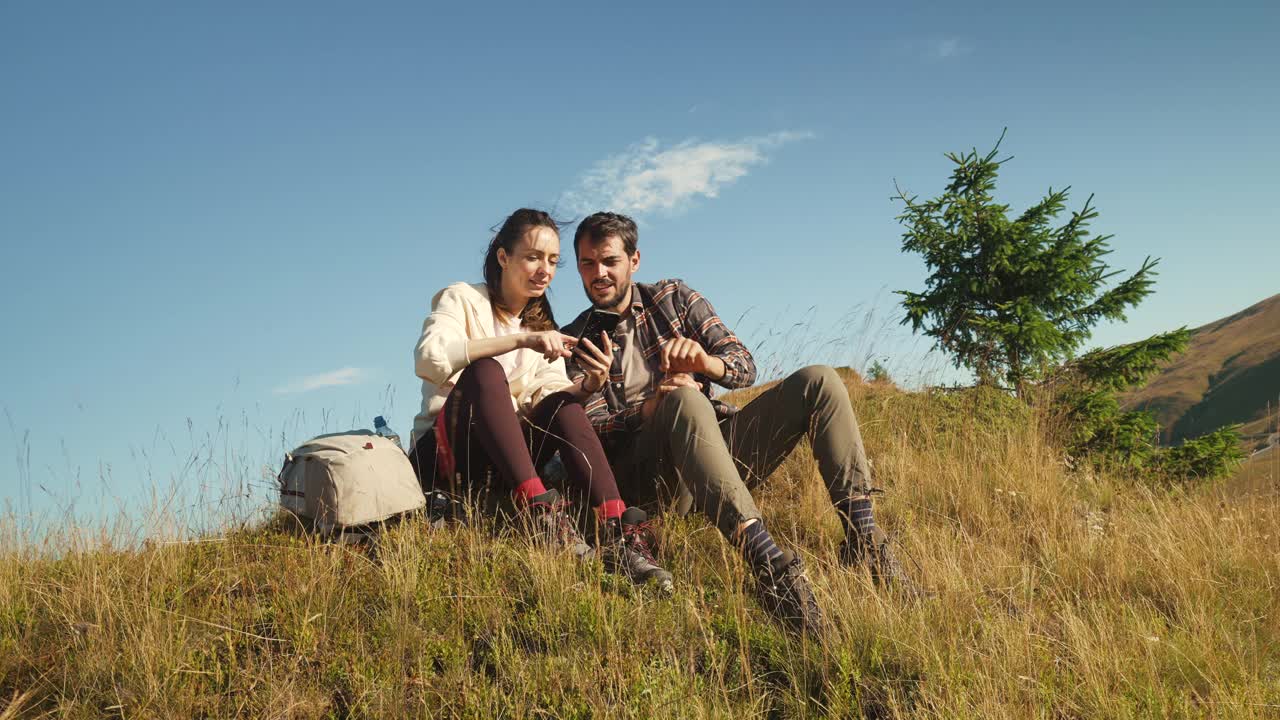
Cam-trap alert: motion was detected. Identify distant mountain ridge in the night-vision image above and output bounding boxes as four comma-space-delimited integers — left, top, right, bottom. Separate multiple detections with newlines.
1123, 294, 1280, 448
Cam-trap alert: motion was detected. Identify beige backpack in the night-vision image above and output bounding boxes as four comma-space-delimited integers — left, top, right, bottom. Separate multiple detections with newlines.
278, 431, 426, 535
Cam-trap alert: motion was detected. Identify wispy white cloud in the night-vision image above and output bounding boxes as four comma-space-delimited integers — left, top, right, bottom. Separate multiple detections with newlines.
560, 131, 813, 216
273, 367, 367, 394
932, 37, 970, 59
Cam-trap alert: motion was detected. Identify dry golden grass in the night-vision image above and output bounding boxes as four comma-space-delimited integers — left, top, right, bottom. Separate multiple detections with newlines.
2, 373, 1277, 718
1228, 446, 1278, 498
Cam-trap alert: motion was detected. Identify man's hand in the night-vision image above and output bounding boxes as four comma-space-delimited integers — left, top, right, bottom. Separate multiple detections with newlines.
660, 337, 726, 379
660, 337, 709, 375
572, 332, 612, 394
640, 372, 703, 421
657, 372, 701, 394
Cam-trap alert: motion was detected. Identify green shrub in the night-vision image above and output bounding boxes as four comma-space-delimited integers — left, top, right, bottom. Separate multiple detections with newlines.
1151, 425, 1247, 483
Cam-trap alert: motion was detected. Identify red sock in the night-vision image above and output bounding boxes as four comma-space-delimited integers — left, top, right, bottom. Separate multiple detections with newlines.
512, 477, 548, 504
595, 498, 626, 522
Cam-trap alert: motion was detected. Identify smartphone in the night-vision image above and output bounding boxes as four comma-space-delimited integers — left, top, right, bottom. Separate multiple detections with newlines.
574, 309, 622, 345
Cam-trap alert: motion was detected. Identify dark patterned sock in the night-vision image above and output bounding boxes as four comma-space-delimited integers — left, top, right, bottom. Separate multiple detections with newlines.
738, 520, 784, 571
837, 496, 876, 540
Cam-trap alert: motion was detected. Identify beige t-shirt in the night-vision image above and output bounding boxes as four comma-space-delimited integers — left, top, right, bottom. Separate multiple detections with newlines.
492, 312, 529, 381
615, 311, 658, 404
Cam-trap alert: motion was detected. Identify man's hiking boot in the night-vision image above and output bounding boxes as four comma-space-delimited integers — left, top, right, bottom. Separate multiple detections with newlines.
840, 526, 932, 600
601, 507, 674, 593
522, 489, 594, 561
752, 550, 825, 636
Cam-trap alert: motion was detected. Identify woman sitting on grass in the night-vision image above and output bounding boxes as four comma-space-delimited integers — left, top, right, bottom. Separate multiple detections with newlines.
409, 208, 672, 592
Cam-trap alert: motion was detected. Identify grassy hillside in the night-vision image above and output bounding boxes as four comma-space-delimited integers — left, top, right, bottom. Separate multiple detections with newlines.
1124, 294, 1280, 449
3, 374, 1278, 718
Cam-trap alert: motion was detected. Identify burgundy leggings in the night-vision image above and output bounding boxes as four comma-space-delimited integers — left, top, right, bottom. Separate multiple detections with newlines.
412, 358, 621, 508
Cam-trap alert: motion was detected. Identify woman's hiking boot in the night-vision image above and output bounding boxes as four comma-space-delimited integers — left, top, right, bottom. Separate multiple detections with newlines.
840, 526, 932, 600
601, 507, 674, 593
522, 489, 594, 561
751, 550, 825, 636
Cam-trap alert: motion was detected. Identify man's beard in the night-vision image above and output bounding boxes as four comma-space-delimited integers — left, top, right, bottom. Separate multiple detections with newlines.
591, 277, 631, 310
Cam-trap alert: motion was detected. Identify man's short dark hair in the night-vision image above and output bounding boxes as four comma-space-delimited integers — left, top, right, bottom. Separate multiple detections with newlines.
574, 212, 638, 258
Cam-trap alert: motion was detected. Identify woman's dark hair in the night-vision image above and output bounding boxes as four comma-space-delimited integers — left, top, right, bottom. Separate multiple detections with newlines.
482, 208, 563, 332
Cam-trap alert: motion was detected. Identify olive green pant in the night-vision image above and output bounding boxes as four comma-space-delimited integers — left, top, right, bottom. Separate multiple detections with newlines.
614, 365, 874, 539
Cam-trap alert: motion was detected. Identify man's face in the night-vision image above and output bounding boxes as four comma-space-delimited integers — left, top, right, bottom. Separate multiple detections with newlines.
577, 234, 639, 312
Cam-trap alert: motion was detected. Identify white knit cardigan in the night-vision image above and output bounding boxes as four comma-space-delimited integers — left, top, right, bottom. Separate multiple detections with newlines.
412, 282, 573, 445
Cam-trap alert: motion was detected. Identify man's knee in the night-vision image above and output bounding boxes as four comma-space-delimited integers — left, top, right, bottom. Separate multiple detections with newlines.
795, 364, 841, 390
786, 364, 844, 404
658, 386, 718, 425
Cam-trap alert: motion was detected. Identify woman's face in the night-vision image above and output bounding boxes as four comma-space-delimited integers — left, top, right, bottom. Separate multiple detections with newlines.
497, 225, 560, 307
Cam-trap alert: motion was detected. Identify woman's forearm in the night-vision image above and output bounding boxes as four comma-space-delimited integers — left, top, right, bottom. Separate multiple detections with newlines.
465, 334, 525, 362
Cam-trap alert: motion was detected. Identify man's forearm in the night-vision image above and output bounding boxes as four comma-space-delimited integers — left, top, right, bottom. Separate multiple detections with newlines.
709, 345, 756, 388
703, 355, 727, 381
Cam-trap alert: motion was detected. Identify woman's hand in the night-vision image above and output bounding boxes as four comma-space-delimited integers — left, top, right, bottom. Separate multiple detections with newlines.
573, 332, 613, 395
523, 330, 577, 363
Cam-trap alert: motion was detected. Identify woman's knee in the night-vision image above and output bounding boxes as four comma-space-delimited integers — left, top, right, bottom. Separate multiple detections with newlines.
459, 357, 508, 388
544, 394, 590, 429
556, 398, 589, 423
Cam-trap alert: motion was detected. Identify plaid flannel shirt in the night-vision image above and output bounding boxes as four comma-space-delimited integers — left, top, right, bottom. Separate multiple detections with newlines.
563, 279, 757, 453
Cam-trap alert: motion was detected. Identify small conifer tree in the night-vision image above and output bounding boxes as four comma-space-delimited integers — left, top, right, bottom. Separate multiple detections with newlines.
1048, 332, 1187, 468
895, 133, 1244, 482
894, 131, 1158, 396
867, 360, 893, 384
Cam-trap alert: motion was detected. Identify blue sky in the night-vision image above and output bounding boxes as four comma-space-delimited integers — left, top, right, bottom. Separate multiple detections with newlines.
3, 1, 1278, 529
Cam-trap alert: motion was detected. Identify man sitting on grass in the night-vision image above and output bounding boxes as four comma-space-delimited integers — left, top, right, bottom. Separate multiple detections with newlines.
563, 212, 929, 635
